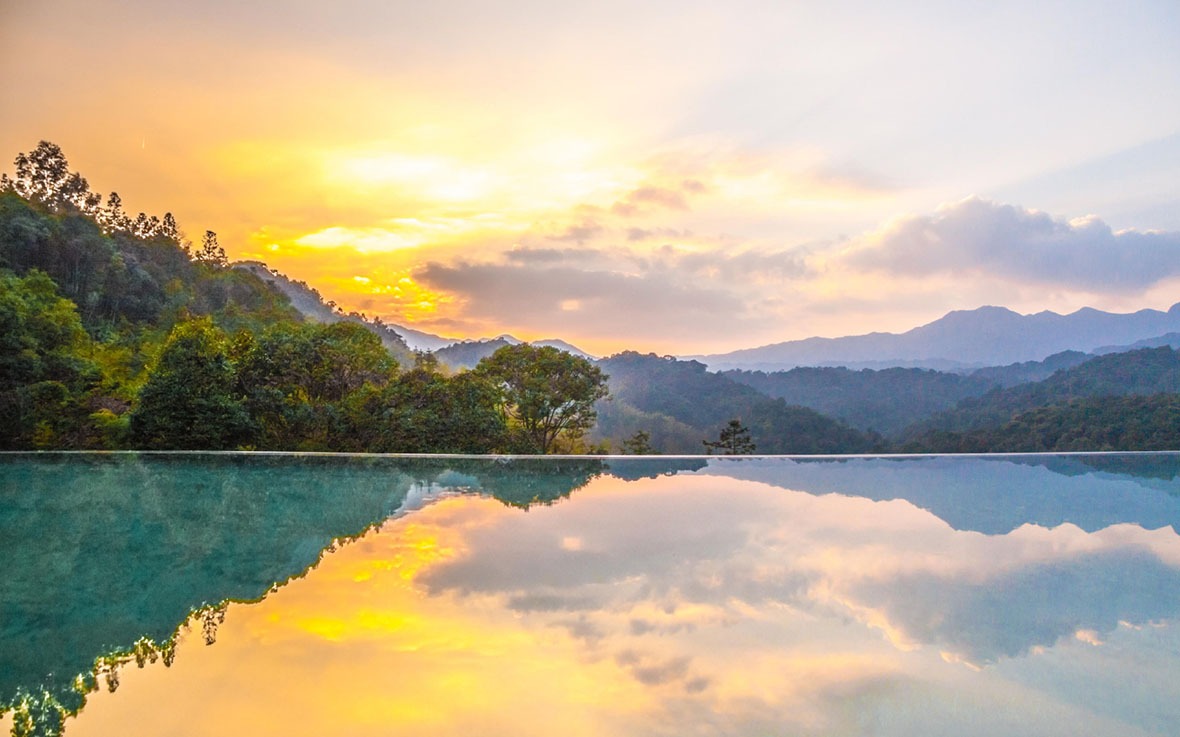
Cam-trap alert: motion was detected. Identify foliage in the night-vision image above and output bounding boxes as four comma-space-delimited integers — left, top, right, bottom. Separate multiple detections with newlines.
475, 344, 609, 453
8, 141, 98, 214
703, 419, 755, 455
127, 319, 254, 449
595, 352, 876, 454
0, 270, 102, 448
900, 394, 1180, 453
622, 430, 655, 455
340, 366, 506, 453
902, 347, 1180, 441
725, 365, 994, 436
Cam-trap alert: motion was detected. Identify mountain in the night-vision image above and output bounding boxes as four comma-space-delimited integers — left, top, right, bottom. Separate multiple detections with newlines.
967, 350, 1093, 388
1094, 332, 1180, 355
901, 346, 1180, 441
387, 323, 457, 352
592, 352, 878, 454
434, 338, 516, 369
432, 335, 592, 370
234, 262, 413, 362
693, 303, 1180, 371
723, 366, 995, 436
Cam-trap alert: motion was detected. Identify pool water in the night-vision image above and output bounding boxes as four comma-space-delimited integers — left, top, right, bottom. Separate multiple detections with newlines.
3, 453, 1180, 736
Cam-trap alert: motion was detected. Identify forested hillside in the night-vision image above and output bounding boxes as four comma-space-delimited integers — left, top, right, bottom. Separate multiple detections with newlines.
724, 366, 994, 435
3, 141, 1178, 456
903, 347, 1180, 438
0, 142, 602, 453
901, 394, 1180, 453
593, 352, 878, 454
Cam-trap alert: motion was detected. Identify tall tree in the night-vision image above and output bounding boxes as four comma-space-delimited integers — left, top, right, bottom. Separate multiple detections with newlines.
195, 230, 226, 266
475, 344, 609, 453
11, 141, 97, 213
703, 419, 756, 455
100, 192, 131, 233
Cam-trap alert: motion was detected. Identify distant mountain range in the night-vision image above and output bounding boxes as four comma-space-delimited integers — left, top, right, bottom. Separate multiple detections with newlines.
243, 259, 1178, 373
692, 303, 1180, 371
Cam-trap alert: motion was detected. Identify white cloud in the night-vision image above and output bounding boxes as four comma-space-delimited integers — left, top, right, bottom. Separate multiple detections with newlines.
844, 197, 1180, 291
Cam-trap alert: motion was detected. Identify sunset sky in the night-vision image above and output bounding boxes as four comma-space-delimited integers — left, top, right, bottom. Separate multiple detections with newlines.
2, 0, 1179, 355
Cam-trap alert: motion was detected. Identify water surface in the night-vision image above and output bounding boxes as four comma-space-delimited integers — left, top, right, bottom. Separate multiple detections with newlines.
4, 453, 1180, 736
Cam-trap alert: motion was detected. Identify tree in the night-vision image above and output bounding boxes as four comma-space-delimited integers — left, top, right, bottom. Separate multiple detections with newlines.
10, 141, 98, 214
475, 344, 609, 454
703, 419, 756, 455
622, 430, 655, 454
100, 192, 131, 233
342, 364, 506, 453
195, 230, 226, 266
128, 318, 254, 449
0, 270, 101, 448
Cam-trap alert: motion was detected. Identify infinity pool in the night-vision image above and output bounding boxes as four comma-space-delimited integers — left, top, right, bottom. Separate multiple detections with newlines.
4, 453, 1180, 736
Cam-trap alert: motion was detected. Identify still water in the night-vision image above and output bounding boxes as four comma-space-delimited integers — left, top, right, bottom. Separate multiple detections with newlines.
3, 453, 1180, 736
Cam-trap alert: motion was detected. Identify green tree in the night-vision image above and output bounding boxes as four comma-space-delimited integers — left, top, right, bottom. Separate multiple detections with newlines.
128, 318, 253, 449
622, 430, 656, 454
703, 419, 756, 455
231, 321, 399, 450
11, 140, 99, 213
0, 270, 101, 448
195, 230, 226, 266
475, 344, 609, 454
342, 365, 506, 453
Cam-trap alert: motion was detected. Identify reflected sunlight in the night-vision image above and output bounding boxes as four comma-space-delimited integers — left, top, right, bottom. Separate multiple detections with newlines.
59, 468, 1180, 737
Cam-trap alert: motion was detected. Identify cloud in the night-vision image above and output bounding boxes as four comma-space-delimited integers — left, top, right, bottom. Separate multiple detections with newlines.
672, 246, 812, 282
845, 196, 1180, 291
610, 180, 707, 217
413, 259, 753, 343
546, 221, 605, 244
852, 547, 1180, 666
614, 650, 696, 688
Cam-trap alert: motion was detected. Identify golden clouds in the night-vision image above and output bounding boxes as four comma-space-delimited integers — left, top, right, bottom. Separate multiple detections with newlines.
231, 133, 910, 351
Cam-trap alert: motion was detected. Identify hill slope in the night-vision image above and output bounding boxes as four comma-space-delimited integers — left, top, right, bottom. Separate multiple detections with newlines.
901, 347, 1180, 445
593, 352, 877, 454
235, 262, 413, 363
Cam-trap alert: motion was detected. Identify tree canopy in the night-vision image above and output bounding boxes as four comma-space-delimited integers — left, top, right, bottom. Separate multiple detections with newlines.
475, 344, 609, 453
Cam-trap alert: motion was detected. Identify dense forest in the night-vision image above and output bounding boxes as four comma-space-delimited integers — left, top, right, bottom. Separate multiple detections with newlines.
592, 352, 879, 454
0, 143, 603, 454
3, 141, 1179, 455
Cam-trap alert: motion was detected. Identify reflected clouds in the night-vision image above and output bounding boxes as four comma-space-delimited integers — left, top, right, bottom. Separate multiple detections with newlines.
58, 459, 1180, 737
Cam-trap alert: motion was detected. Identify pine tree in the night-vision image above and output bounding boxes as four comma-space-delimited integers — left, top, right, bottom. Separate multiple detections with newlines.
703, 419, 756, 455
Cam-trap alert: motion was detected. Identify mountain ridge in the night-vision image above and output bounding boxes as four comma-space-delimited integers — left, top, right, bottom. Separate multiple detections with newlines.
691, 302, 1180, 371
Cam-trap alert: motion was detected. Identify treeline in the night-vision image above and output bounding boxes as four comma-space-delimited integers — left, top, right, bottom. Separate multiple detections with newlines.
0, 142, 606, 453
714, 346, 1180, 453
592, 352, 881, 454
899, 394, 1180, 453
4, 141, 1178, 455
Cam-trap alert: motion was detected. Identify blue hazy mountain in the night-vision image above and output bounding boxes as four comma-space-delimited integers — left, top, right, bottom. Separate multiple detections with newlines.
693, 303, 1180, 371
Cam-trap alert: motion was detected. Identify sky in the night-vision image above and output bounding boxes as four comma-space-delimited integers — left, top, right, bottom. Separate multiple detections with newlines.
2, 0, 1179, 356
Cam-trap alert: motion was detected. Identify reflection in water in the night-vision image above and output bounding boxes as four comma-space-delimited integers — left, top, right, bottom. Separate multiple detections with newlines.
0, 453, 605, 735
3, 454, 1180, 736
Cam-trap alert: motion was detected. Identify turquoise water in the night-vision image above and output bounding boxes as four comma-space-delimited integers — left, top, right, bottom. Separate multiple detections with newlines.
3, 453, 1180, 736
